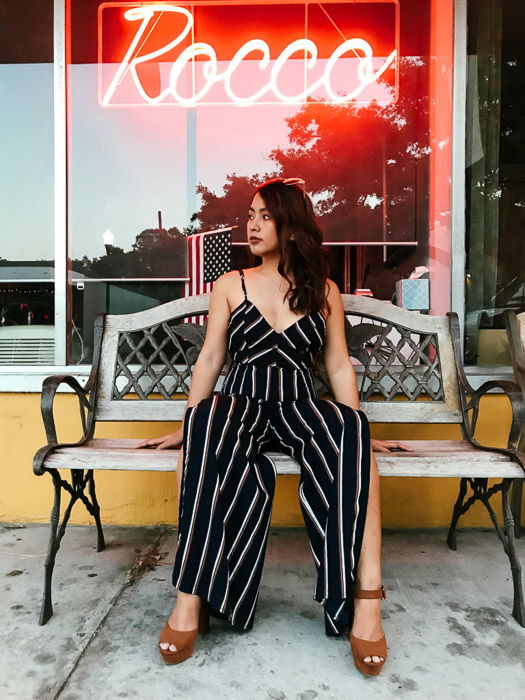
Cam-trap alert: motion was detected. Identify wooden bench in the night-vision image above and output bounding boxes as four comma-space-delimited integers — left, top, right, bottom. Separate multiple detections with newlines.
33, 295, 525, 626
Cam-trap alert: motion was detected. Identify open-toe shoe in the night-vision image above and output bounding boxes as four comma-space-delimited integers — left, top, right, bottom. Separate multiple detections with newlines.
349, 586, 387, 677
158, 600, 210, 665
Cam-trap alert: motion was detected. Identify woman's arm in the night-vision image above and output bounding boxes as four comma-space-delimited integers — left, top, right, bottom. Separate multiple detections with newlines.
323, 279, 360, 409
322, 280, 412, 453
179, 272, 232, 414
137, 273, 233, 448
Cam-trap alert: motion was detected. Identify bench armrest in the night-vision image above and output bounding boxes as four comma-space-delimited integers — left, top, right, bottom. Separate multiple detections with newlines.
33, 314, 105, 475
33, 374, 97, 476
41, 374, 95, 442
448, 313, 525, 471
459, 377, 525, 472
470, 379, 524, 444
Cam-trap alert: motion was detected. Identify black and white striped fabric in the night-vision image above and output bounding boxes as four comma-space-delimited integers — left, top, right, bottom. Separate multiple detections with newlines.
172, 269, 371, 636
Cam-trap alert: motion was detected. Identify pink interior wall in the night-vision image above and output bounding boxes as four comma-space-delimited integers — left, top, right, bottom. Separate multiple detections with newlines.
428, 0, 454, 315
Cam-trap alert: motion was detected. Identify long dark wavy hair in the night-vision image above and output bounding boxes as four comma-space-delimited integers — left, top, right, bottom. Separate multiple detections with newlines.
248, 178, 333, 318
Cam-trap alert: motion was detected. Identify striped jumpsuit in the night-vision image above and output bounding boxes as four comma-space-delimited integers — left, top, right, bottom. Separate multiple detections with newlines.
172, 269, 371, 636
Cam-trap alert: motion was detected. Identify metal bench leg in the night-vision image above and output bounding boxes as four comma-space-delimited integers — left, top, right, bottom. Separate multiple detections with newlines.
447, 478, 468, 551
39, 468, 105, 625
40, 469, 73, 625
511, 479, 523, 539
88, 471, 105, 552
470, 477, 525, 627
502, 479, 525, 626
445, 478, 524, 626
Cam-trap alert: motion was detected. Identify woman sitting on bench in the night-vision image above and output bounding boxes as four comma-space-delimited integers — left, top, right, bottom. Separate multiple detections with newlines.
138, 178, 410, 676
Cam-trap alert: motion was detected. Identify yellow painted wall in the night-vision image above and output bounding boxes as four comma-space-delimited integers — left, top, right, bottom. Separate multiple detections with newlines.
1, 393, 522, 528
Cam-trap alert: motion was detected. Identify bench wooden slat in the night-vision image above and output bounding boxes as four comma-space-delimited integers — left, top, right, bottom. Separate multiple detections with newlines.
45, 439, 523, 478
94, 400, 464, 423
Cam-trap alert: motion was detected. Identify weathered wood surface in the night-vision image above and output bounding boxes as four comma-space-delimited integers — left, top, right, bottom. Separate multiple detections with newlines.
101, 294, 450, 335
45, 439, 524, 478
95, 399, 187, 421
94, 397, 463, 423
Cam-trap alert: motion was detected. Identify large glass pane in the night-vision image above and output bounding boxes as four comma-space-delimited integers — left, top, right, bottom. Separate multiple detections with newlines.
0, 1, 54, 364
464, 0, 525, 365
70, 0, 452, 363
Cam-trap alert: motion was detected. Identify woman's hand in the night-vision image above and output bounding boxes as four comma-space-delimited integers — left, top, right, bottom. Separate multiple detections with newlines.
371, 439, 413, 453
136, 429, 183, 450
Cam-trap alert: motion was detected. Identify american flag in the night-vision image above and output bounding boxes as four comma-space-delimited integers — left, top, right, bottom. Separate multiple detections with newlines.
183, 227, 232, 324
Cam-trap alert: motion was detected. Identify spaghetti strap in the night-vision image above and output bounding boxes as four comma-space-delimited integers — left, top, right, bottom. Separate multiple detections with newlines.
173, 276, 367, 637
238, 269, 248, 300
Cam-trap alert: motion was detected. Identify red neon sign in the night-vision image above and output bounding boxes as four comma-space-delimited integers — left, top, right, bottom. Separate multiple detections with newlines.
98, 2, 399, 108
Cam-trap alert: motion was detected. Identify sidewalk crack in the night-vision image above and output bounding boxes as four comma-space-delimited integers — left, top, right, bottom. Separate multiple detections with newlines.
53, 528, 172, 699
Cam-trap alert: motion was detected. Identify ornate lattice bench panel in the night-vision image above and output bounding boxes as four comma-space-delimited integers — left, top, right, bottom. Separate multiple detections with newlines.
342, 297, 462, 423
96, 296, 210, 420
95, 294, 462, 424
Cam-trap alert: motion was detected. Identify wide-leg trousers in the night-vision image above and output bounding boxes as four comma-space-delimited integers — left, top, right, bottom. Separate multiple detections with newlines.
172, 392, 371, 636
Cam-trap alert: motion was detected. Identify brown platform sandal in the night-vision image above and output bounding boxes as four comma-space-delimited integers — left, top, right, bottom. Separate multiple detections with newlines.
158, 600, 210, 665
349, 586, 387, 677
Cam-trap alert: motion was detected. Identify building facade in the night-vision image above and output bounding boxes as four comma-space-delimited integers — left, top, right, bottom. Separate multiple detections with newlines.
0, 0, 523, 526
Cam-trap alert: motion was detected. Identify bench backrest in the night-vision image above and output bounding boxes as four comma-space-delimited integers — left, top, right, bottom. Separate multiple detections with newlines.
93, 294, 463, 424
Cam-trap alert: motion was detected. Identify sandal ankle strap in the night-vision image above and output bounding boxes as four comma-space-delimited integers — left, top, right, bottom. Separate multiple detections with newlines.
354, 585, 386, 600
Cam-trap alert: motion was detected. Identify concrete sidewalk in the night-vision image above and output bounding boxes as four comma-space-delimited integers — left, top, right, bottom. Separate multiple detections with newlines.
1, 523, 524, 699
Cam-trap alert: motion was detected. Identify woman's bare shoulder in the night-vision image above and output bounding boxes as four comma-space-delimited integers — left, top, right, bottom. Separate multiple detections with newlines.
325, 278, 342, 299
212, 270, 244, 312
323, 278, 343, 317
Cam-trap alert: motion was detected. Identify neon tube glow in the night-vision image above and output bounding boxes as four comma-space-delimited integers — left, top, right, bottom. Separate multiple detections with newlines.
99, 3, 399, 108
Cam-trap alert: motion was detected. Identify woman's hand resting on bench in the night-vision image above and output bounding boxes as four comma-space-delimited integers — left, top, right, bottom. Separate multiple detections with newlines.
136, 433, 412, 452
137, 428, 183, 450
371, 440, 413, 452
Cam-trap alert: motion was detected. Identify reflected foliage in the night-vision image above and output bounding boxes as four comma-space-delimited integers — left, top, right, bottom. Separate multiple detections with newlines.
195, 58, 429, 247
73, 227, 193, 279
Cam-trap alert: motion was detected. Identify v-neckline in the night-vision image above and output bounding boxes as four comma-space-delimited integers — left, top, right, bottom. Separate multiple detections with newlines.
248, 299, 311, 336
230, 298, 316, 336
238, 268, 311, 336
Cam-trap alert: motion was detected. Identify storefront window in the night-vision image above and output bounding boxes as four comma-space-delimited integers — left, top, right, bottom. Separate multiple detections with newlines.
0, 1, 54, 364
68, 0, 453, 364
464, 0, 525, 365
